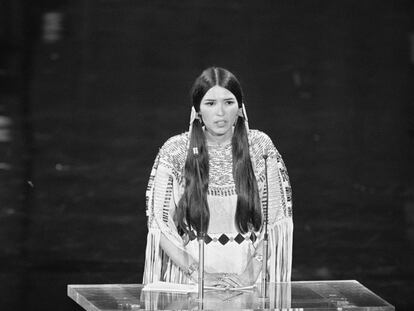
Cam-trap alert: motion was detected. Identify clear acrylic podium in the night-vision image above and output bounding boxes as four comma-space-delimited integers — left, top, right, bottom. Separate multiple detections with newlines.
68, 280, 394, 310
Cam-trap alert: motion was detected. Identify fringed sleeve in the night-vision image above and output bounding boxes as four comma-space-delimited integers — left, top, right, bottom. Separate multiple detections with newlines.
143, 134, 192, 285
267, 149, 293, 282
252, 130, 293, 283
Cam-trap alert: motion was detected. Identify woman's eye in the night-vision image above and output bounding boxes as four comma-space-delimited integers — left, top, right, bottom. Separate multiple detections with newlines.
226, 100, 235, 105
204, 101, 214, 106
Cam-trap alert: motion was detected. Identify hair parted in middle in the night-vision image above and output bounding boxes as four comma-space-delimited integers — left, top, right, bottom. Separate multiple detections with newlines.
176, 67, 262, 237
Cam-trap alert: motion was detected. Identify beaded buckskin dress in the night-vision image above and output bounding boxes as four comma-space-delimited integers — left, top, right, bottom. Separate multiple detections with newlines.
143, 129, 293, 285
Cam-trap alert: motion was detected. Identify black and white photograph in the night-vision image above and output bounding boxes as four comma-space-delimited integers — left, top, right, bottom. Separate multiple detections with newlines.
0, 1, 413, 310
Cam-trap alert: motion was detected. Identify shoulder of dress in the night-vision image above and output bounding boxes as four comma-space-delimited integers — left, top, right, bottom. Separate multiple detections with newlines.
158, 132, 188, 172
248, 129, 280, 158
161, 132, 189, 152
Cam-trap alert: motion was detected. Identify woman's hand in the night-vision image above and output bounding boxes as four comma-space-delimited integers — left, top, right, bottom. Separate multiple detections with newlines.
204, 273, 232, 288
190, 271, 253, 288
221, 273, 254, 288
207, 273, 254, 288
191, 272, 232, 288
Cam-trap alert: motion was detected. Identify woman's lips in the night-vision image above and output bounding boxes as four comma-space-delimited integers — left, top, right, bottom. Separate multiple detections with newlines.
215, 120, 227, 127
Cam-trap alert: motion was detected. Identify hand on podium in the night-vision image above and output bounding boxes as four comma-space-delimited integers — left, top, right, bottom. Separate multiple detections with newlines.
190, 271, 229, 288
190, 270, 253, 288
215, 273, 253, 288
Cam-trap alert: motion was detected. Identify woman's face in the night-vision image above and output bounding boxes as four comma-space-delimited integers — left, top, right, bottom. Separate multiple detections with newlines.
199, 85, 240, 139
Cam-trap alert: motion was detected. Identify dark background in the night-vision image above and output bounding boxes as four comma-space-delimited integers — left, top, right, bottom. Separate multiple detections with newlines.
1, 0, 413, 310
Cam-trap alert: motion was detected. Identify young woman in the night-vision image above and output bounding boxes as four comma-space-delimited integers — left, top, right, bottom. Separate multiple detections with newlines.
143, 67, 293, 288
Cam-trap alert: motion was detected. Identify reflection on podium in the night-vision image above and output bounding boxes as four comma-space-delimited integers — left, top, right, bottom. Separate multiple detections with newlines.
68, 280, 395, 310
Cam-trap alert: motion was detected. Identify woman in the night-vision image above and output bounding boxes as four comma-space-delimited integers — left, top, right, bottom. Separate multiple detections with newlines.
143, 67, 293, 288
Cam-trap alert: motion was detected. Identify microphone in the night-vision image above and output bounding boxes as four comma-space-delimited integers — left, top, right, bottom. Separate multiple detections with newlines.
192, 147, 202, 234
192, 146, 205, 301
261, 149, 269, 298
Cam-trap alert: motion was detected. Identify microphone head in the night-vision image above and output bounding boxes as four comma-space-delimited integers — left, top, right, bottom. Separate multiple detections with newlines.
262, 148, 268, 160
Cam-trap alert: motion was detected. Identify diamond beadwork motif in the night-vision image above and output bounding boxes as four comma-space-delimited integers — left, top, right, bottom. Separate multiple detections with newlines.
218, 234, 230, 245
234, 233, 245, 244
204, 234, 212, 244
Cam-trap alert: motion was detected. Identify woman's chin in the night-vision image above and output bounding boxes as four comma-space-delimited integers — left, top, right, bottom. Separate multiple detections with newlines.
212, 128, 231, 136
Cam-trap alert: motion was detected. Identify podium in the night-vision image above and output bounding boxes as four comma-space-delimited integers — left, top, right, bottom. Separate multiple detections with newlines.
68, 280, 394, 310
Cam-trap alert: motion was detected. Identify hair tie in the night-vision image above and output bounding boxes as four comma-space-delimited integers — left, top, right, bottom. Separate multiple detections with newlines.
241, 103, 248, 122
189, 106, 200, 126
187, 106, 201, 152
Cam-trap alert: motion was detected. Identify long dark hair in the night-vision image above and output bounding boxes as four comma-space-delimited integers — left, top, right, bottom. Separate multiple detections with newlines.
176, 67, 262, 236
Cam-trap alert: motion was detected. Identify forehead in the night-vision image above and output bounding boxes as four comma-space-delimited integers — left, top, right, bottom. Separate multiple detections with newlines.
202, 85, 236, 101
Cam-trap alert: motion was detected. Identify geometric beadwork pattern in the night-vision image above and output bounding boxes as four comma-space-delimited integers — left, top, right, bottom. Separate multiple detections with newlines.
234, 233, 245, 244
188, 231, 257, 246
218, 234, 230, 245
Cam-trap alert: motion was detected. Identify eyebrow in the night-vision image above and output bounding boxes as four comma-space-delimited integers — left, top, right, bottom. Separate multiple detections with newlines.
203, 98, 235, 101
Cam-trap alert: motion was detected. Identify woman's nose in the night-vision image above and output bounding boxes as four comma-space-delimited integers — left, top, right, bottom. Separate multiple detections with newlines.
216, 102, 225, 116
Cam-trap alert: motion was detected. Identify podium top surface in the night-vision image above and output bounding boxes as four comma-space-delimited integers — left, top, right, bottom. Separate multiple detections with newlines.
67, 280, 394, 311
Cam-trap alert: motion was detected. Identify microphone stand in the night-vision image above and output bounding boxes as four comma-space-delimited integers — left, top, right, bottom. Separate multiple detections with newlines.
193, 147, 205, 302
261, 152, 269, 298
